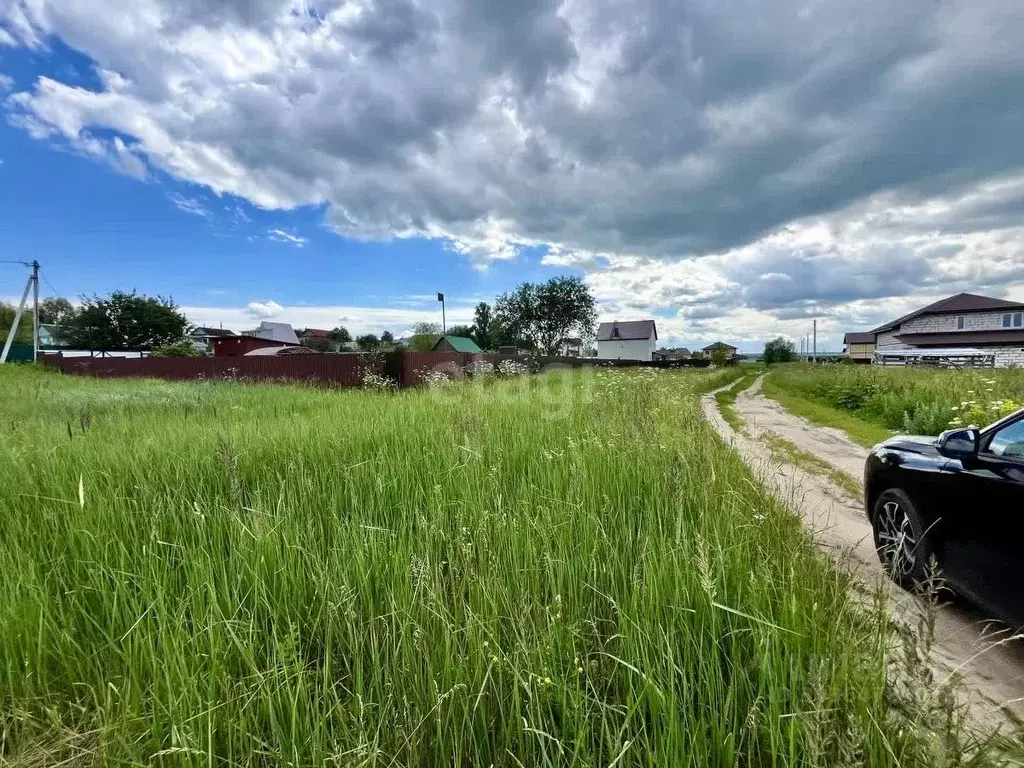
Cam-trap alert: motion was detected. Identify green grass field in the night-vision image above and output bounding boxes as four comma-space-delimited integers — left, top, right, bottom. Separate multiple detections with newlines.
0, 366, 1009, 765
766, 364, 1024, 440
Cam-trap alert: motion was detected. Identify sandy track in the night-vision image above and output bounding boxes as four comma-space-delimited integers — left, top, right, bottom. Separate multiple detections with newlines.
703, 376, 1024, 725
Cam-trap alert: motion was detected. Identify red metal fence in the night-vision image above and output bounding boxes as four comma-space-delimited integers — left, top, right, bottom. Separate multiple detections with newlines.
43, 350, 711, 388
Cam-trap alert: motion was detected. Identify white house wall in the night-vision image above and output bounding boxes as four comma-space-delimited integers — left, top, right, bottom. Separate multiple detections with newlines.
993, 347, 1024, 368
597, 338, 655, 361
875, 331, 911, 351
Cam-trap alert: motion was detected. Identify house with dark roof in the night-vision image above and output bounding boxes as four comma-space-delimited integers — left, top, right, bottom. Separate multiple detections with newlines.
700, 342, 739, 361
190, 326, 236, 354
843, 332, 877, 364
596, 320, 657, 361
844, 293, 1024, 367
432, 335, 482, 353
653, 347, 691, 361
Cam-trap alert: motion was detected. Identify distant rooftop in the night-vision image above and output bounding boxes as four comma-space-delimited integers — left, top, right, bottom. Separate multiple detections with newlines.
249, 321, 299, 345
597, 320, 657, 341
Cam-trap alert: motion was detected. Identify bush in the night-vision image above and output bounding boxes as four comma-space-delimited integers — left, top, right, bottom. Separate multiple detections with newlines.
763, 337, 796, 364
149, 340, 205, 357
770, 364, 1024, 434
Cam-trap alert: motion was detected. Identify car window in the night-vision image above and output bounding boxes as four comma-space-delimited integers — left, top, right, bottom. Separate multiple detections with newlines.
986, 418, 1024, 460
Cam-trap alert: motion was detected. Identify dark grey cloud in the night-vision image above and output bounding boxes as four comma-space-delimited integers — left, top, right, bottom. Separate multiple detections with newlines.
4, 0, 1024, 331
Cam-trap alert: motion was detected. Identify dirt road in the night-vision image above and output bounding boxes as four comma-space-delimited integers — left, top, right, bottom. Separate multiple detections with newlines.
703, 375, 1024, 725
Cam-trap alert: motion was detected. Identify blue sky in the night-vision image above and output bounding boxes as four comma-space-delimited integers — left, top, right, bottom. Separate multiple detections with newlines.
2, 0, 1023, 351
0, 40, 553, 335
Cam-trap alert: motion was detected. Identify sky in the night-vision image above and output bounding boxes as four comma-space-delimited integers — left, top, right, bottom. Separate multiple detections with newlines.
1, 0, 1023, 352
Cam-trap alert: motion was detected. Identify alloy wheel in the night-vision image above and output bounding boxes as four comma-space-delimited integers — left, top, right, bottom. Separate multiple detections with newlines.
876, 500, 917, 579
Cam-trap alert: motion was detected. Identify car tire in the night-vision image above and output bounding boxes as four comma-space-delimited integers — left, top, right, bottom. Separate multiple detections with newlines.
871, 488, 935, 590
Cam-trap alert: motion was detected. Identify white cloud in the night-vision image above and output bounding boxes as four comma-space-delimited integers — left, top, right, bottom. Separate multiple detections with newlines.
187, 301, 470, 337
0, 74, 13, 91
169, 193, 210, 218
267, 228, 307, 247
243, 300, 284, 320
2, 0, 1024, 343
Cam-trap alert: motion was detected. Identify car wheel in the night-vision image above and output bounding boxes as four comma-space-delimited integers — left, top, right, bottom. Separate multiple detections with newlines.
871, 488, 934, 589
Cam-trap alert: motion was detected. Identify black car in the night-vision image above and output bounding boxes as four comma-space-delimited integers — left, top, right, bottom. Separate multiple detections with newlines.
864, 407, 1024, 623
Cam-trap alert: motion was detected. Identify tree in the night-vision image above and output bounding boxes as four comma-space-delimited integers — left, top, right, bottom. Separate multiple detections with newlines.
301, 336, 335, 353
0, 302, 33, 344
711, 346, 731, 367
330, 326, 352, 343
763, 337, 797, 365
408, 321, 441, 352
356, 333, 380, 351
39, 297, 76, 326
473, 302, 492, 350
64, 291, 190, 352
447, 324, 475, 339
493, 276, 597, 355
150, 340, 205, 357
380, 330, 394, 345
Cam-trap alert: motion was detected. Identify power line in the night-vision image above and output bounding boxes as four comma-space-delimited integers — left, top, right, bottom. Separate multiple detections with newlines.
41, 272, 61, 297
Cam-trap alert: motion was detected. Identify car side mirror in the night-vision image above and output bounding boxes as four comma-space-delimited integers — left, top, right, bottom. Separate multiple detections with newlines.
937, 428, 980, 460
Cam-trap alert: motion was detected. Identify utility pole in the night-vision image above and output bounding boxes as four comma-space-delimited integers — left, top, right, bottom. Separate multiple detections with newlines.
812, 319, 817, 364
31, 260, 40, 362
1, 261, 39, 364
437, 292, 446, 335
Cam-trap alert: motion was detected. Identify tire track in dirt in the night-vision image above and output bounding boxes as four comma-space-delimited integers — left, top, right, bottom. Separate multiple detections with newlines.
702, 375, 1024, 726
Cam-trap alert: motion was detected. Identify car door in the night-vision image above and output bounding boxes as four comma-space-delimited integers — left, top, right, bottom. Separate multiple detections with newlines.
940, 413, 1024, 622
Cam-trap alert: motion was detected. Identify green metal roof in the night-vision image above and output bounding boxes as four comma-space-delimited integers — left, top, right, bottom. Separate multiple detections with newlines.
436, 335, 482, 353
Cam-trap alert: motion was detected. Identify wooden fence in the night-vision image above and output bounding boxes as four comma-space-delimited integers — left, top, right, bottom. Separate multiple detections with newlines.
41, 350, 711, 388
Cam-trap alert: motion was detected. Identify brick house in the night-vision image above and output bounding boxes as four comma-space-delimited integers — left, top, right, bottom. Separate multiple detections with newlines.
845, 293, 1024, 367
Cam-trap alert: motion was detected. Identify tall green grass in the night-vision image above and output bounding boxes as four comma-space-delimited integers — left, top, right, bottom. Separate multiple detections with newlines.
0, 366, 1007, 765
768, 364, 1024, 436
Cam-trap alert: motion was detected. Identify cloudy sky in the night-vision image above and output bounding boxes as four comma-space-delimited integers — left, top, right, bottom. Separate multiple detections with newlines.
1, 0, 1022, 350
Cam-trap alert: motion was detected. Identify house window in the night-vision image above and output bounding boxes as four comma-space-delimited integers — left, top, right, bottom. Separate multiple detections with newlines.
1004, 314, 1013, 328
1007, 313, 1024, 328
956, 315, 966, 330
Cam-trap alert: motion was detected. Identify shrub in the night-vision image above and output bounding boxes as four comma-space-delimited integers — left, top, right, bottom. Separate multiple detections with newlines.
149, 340, 205, 357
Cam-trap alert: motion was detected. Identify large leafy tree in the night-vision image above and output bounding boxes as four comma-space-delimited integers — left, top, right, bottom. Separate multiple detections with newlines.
763, 337, 797, 364
407, 322, 441, 352
0, 302, 33, 344
356, 333, 380, 351
473, 302, 492, 350
64, 291, 190, 352
493, 276, 597, 355
380, 330, 395, 345
447, 324, 475, 339
330, 326, 352, 343
39, 297, 76, 326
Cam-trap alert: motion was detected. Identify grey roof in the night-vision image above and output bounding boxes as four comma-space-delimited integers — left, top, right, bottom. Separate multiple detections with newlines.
702, 341, 737, 351
253, 322, 299, 344
871, 293, 1024, 334
192, 326, 236, 338
597, 320, 657, 341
